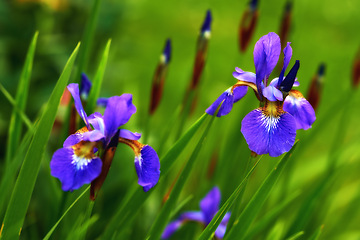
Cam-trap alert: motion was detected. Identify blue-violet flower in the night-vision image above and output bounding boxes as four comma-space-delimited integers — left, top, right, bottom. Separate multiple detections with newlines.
50, 83, 160, 193
162, 187, 230, 239
206, 32, 316, 157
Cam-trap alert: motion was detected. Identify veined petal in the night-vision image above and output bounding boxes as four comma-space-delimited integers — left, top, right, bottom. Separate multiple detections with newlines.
88, 112, 105, 135
103, 94, 137, 141
283, 90, 316, 130
233, 68, 256, 84
206, 89, 234, 117
278, 42, 293, 87
214, 212, 231, 239
67, 83, 90, 128
200, 186, 221, 224
134, 145, 160, 192
263, 85, 283, 101
50, 147, 102, 191
119, 129, 142, 140
241, 103, 296, 157
254, 32, 281, 86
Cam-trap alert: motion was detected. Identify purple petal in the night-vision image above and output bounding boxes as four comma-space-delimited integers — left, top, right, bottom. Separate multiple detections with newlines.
201, 10, 212, 34
200, 186, 221, 224
97, 97, 108, 107
63, 133, 83, 147
232, 69, 256, 84
50, 147, 102, 191
253, 32, 281, 86
283, 91, 316, 130
206, 89, 235, 117
278, 42, 293, 87
161, 219, 183, 239
119, 129, 142, 140
241, 107, 296, 157
214, 212, 231, 239
88, 112, 105, 134
233, 86, 248, 103
63, 129, 104, 147
103, 94, 137, 141
134, 145, 160, 192
180, 211, 204, 222
80, 73, 92, 100
67, 83, 90, 128
263, 85, 283, 101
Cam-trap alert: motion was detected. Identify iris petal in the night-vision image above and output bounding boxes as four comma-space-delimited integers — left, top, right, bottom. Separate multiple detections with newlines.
253, 32, 281, 85
241, 107, 296, 157
263, 85, 283, 101
67, 83, 90, 128
103, 94, 136, 142
200, 186, 221, 224
135, 145, 160, 192
161, 219, 183, 239
50, 147, 102, 191
214, 212, 231, 239
232, 69, 256, 84
206, 89, 234, 117
233, 85, 248, 102
278, 42, 293, 87
119, 129, 142, 140
283, 90, 316, 130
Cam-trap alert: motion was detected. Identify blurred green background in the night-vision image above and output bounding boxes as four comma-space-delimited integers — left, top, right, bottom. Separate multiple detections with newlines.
1, 0, 360, 239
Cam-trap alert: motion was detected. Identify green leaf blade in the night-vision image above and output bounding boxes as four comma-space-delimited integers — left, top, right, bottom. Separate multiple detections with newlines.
85, 39, 111, 113
0, 43, 80, 240
225, 142, 299, 240
5, 31, 38, 163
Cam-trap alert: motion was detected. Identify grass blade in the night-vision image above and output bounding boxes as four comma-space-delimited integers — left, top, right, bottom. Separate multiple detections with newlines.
146, 115, 216, 240
198, 159, 260, 240
43, 186, 90, 240
224, 141, 299, 240
244, 190, 301, 240
286, 231, 305, 240
85, 39, 111, 113
5, 31, 38, 163
101, 114, 208, 239
0, 43, 80, 240
308, 225, 323, 240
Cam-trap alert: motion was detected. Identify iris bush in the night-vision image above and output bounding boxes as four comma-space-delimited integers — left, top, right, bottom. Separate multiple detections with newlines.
0, 0, 360, 239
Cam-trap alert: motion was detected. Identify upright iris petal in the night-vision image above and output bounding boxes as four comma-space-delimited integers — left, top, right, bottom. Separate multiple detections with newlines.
278, 42, 293, 87
241, 102, 296, 157
200, 186, 221, 224
67, 83, 90, 128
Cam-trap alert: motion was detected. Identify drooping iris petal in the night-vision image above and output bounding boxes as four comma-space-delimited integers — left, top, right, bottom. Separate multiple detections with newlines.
253, 32, 281, 88
134, 145, 160, 192
206, 89, 234, 117
233, 85, 248, 102
283, 90, 316, 130
214, 212, 231, 239
50, 147, 102, 191
119, 129, 141, 140
161, 219, 183, 239
200, 186, 221, 224
80, 73, 92, 100
67, 83, 90, 128
278, 42, 293, 87
103, 94, 136, 142
233, 67, 256, 84
241, 106, 296, 157
263, 85, 283, 101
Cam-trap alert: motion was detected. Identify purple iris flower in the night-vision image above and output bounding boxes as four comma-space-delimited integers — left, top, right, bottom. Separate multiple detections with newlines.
50, 83, 160, 192
162, 187, 230, 239
206, 32, 315, 157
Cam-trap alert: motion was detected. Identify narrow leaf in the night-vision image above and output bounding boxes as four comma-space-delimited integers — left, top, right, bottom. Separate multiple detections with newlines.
225, 141, 299, 240
101, 114, 208, 239
43, 186, 90, 240
146, 115, 215, 240
0, 43, 80, 240
85, 39, 111, 113
286, 231, 305, 240
308, 225, 323, 240
6, 31, 38, 163
198, 159, 260, 240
